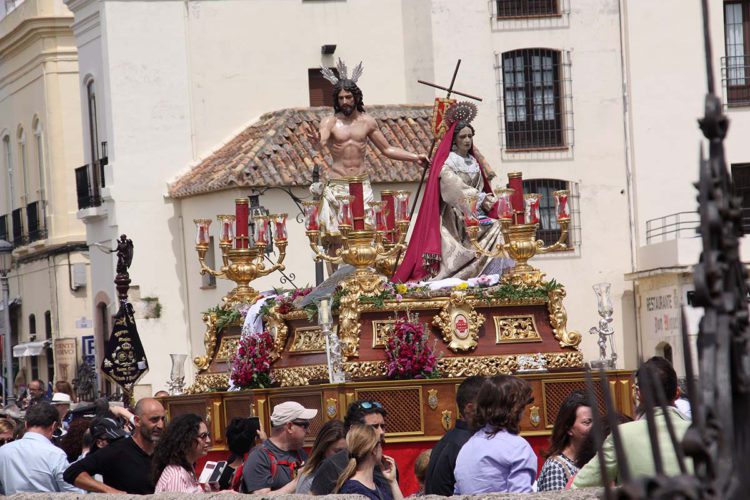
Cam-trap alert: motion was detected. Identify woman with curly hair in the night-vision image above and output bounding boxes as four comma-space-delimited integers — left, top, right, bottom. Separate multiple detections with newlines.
152, 413, 212, 493
536, 390, 592, 491
333, 424, 402, 500
453, 375, 537, 494
0, 418, 16, 446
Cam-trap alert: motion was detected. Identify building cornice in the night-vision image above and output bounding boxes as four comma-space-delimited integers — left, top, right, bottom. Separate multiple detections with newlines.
0, 16, 74, 59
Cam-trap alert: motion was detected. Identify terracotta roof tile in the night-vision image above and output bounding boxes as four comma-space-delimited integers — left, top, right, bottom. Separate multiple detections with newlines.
168, 105, 434, 199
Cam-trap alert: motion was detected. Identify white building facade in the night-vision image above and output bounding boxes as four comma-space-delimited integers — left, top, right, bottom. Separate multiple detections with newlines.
0, 0, 92, 396
61, 0, 744, 393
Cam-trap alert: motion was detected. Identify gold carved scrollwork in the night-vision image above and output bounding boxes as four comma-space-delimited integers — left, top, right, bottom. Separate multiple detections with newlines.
372, 320, 397, 348
338, 272, 386, 359
274, 365, 329, 387
215, 336, 241, 361
186, 373, 230, 394
494, 315, 542, 343
432, 292, 484, 353
265, 305, 289, 361
547, 288, 582, 348
194, 311, 219, 372
544, 351, 584, 369
289, 326, 327, 354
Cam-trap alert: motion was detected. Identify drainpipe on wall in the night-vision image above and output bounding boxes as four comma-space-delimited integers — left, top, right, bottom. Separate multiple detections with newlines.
617, 0, 643, 365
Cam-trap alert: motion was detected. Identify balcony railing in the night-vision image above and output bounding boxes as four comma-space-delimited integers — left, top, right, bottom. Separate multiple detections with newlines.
721, 56, 750, 107
0, 214, 8, 242
76, 164, 101, 210
645, 211, 701, 244
26, 201, 46, 243
11, 207, 24, 247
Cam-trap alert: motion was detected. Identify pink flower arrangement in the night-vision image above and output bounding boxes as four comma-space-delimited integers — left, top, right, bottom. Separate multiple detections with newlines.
385, 314, 440, 380
230, 331, 275, 389
276, 287, 313, 314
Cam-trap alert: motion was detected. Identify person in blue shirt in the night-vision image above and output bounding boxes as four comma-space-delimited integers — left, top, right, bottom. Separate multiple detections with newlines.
0, 402, 82, 494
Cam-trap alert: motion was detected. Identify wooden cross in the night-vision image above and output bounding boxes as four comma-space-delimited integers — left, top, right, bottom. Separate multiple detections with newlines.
418, 59, 483, 102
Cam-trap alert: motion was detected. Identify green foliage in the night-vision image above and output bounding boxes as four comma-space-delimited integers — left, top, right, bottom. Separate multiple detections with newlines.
205, 305, 241, 334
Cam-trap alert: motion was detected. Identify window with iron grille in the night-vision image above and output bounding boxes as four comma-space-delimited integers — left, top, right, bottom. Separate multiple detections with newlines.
496, 0, 558, 18
11, 207, 24, 246
723, 1, 750, 106
497, 48, 573, 155
731, 163, 750, 233
522, 178, 575, 248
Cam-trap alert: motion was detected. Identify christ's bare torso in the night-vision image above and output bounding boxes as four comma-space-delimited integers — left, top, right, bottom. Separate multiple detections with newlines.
321, 112, 375, 178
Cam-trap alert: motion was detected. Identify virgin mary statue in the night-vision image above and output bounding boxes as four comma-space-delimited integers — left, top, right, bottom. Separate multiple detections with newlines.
393, 118, 512, 282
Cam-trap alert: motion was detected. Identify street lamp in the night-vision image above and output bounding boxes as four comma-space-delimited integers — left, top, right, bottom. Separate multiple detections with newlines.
0, 239, 13, 406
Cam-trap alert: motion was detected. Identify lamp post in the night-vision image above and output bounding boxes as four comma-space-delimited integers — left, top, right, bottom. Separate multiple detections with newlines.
0, 239, 14, 406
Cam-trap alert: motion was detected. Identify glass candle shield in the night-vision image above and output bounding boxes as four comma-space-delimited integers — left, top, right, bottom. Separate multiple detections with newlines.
554, 190, 570, 220
254, 216, 269, 245
302, 201, 320, 231
395, 191, 411, 222
272, 213, 288, 241
336, 195, 354, 227
592, 282, 614, 318
317, 297, 332, 327
194, 219, 212, 245
524, 193, 542, 224
217, 215, 235, 244
462, 194, 479, 226
494, 188, 515, 220
369, 201, 386, 232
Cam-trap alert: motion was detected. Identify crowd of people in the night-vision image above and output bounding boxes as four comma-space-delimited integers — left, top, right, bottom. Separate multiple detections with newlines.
0, 355, 693, 495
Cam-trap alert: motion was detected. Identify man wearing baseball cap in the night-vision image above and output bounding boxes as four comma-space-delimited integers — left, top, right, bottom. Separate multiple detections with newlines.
242, 401, 317, 494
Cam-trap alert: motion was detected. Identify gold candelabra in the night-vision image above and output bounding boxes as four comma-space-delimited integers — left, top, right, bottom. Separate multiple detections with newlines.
302, 190, 411, 357
194, 205, 288, 305
466, 189, 571, 285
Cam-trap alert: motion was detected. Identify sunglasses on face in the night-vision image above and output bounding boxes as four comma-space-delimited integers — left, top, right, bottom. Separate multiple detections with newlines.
291, 420, 310, 429
357, 401, 383, 410
369, 423, 386, 431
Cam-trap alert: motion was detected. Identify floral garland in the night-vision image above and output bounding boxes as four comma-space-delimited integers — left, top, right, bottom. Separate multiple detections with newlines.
385, 313, 441, 380
230, 331, 275, 389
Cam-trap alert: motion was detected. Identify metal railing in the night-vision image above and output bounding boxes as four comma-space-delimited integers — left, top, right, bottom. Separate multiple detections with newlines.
721, 56, 750, 107
645, 211, 700, 244
26, 201, 45, 243
75, 165, 101, 210
11, 208, 24, 247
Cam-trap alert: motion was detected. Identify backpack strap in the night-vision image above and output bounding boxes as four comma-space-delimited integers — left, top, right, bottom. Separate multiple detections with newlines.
264, 446, 305, 480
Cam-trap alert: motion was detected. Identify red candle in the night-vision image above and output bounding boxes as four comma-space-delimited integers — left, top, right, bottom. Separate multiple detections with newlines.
273, 213, 288, 241
235, 198, 249, 249
348, 179, 366, 231
303, 201, 320, 231
507, 172, 524, 225
381, 191, 396, 243
524, 194, 541, 224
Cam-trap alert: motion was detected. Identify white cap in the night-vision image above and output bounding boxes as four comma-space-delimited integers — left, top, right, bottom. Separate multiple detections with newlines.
270, 401, 318, 426
51, 393, 72, 405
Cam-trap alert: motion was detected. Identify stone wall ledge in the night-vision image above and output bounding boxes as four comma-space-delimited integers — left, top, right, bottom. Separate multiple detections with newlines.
5, 491, 601, 499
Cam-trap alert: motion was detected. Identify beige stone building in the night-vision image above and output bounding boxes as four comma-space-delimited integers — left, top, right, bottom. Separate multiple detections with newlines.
0, 0, 91, 396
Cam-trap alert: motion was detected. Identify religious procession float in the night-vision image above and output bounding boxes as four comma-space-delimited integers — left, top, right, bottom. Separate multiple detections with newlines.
158, 62, 634, 491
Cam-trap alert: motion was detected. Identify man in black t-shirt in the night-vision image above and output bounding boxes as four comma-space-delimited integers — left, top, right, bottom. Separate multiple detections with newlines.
310, 400, 389, 495
242, 401, 317, 494
423, 376, 484, 496
63, 398, 165, 494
